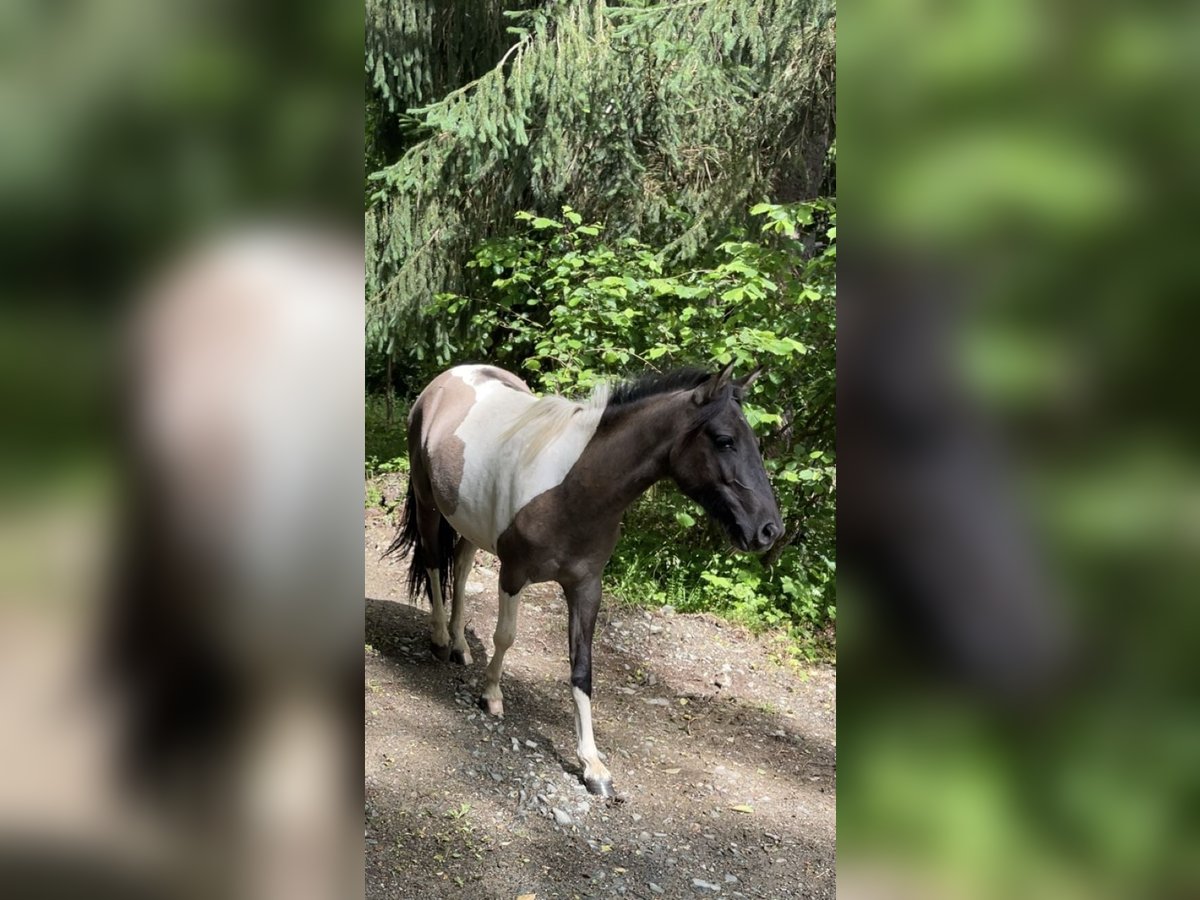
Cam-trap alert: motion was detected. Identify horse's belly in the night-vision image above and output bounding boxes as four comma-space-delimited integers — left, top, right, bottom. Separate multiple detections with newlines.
442, 505, 500, 556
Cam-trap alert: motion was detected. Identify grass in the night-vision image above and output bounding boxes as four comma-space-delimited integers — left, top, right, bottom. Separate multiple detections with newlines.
366, 394, 408, 472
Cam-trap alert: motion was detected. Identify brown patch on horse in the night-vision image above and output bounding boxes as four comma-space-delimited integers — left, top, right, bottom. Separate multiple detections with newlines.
496, 393, 684, 593
408, 370, 478, 515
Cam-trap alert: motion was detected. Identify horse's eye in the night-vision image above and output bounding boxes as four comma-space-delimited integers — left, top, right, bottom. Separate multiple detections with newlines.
714, 435, 735, 451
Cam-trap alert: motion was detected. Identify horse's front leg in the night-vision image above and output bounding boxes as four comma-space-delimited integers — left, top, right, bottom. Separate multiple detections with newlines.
565, 578, 614, 798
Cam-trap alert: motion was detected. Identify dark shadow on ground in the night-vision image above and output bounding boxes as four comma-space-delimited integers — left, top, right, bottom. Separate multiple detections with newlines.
365, 595, 834, 899
365, 597, 834, 793
366, 597, 588, 780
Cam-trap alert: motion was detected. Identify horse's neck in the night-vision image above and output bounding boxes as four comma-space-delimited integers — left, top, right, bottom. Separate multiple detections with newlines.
566, 395, 684, 520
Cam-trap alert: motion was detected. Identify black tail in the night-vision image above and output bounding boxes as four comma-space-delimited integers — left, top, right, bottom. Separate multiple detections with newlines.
384, 480, 457, 605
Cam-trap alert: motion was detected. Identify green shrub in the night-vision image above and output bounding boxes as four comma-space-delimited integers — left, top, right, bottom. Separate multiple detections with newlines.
375, 202, 835, 651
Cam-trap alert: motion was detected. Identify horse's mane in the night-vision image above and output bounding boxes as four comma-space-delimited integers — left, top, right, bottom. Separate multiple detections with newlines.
605, 368, 711, 408
501, 368, 716, 462
499, 382, 610, 462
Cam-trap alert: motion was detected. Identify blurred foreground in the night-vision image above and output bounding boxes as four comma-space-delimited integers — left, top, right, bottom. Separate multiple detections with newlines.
0, 2, 363, 898
1, 230, 364, 900
840, 1, 1200, 897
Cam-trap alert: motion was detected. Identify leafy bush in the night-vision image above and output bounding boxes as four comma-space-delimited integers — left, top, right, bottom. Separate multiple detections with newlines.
383, 202, 835, 651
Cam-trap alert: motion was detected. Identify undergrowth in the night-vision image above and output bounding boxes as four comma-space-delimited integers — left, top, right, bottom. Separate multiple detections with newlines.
363, 203, 836, 659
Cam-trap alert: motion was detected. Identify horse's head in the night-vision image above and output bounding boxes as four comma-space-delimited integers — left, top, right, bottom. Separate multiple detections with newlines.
669, 363, 784, 553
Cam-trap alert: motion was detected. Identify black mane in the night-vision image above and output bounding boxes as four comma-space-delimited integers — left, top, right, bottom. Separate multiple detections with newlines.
605, 368, 711, 408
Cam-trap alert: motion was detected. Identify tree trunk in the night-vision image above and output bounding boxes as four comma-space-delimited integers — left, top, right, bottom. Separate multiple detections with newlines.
385, 354, 394, 426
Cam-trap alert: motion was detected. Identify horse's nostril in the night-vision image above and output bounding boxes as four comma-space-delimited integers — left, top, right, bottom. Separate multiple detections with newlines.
760, 522, 778, 544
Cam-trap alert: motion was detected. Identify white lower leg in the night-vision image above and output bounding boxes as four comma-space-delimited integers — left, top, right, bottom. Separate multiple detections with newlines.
572, 687, 611, 787
449, 606, 471, 663
481, 588, 520, 715
449, 547, 475, 663
427, 569, 450, 650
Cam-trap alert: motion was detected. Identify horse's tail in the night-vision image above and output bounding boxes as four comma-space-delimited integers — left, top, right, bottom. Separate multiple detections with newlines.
385, 480, 456, 605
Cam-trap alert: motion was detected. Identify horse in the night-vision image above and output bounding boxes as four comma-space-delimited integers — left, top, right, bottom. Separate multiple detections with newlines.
387, 362, 783, 797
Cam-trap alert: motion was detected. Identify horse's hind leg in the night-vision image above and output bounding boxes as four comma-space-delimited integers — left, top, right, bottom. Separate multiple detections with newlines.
427, 572, 450, 660
448, 539, 477, 665
413, 500, 453, 660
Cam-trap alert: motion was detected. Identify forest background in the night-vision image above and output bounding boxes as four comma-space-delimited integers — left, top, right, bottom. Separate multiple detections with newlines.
364, 0, 838, 655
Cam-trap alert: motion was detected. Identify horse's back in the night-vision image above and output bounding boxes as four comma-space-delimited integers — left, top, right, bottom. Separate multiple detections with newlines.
412, 365, 527, 439
414, 366, 534, 437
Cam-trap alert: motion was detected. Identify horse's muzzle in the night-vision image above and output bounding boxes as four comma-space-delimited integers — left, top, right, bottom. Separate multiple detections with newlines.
749, 518, 782, 552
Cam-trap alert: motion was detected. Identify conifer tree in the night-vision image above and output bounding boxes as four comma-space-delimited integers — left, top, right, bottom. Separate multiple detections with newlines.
366, 0, 835, 359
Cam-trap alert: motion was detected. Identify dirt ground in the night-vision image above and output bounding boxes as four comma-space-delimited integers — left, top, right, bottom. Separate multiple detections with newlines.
364, 489, 835, 900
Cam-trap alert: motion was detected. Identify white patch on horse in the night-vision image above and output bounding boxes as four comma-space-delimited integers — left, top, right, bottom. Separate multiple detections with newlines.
446, 365, 606, 553
499, 381, 610, 463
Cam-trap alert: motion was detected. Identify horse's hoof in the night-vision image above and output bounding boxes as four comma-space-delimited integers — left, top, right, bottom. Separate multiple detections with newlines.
478, 696, 504, 718
584, 776, 615, 798
430, 641, 451, 662
449, 647, 472, 666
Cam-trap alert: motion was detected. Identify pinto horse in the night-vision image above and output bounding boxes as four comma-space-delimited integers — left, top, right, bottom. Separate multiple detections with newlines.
388, 363, 783, 797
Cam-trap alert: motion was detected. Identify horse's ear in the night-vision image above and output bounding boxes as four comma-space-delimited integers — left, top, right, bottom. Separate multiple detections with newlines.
692, 360, 736, 404
729, 364, 768, 400
734, 367, 763, 391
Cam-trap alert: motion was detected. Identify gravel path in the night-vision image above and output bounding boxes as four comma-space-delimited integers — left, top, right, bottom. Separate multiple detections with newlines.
365, 493, 835, 900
